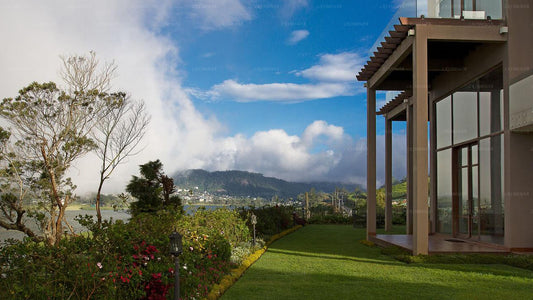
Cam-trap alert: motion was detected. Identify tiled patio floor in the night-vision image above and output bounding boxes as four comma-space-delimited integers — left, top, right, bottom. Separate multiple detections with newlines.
370, 234, 510, 254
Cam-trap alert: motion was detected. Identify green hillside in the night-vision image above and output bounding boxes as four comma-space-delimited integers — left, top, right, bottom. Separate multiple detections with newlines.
172, 169, 362, 199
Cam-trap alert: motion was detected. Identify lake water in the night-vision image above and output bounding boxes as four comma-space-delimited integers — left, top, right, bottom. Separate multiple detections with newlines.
0, 205, 238, 243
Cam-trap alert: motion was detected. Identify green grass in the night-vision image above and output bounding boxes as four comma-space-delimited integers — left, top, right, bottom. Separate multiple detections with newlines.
222, 225, 533, 300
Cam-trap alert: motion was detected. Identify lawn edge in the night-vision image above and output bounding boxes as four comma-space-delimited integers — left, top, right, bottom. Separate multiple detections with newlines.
206, 225, 303, 299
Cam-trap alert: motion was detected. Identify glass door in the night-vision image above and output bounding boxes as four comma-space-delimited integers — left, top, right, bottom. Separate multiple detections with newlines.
454, 144, 479, 239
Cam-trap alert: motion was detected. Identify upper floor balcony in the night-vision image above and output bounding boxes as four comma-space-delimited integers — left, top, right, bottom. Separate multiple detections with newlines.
370, 0, 504, 55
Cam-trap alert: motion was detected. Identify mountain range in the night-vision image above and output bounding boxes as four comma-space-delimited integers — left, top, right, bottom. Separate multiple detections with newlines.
172, 169, 363, 199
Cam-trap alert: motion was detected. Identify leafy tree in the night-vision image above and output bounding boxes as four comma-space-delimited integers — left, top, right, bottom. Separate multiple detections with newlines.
0, 53, 123, 245
126, 160, 181, 215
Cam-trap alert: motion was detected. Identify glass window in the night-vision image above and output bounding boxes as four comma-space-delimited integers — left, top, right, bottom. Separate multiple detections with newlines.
436, 96, 452, 149
472, 165, 479, 237
478, 135, 504, 244
437, 149, 452, 234
453, 0, 461, 18
480, 90, 503, 136
464, 0, 473, 12
453, 92, 478, 144
476, 0, 503, 19
498, 90, 503, 131
471, 144, 478, 165
479, 92, 491, 137
438, 0, 452, 18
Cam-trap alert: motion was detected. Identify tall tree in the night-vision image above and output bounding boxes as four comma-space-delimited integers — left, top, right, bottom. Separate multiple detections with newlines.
61, 51, 150, 224
0, 52, 122, 245
92, 98, 149, 223
126, 160, 181, 216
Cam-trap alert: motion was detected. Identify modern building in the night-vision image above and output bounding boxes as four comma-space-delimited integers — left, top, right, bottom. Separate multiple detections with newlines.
357, 0, 533, 254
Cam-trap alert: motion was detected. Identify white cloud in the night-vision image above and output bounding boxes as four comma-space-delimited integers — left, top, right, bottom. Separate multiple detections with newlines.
0, 0, 395, 196
199, 52, 364, 103
295, 52, 364, 82
0, 0, 225, 194
208, 80, 354, 102
287, 30, 309, 45
184, 0, 252, 30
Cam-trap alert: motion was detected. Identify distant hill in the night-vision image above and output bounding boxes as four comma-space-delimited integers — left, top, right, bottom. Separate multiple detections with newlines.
172, 169, 363, 199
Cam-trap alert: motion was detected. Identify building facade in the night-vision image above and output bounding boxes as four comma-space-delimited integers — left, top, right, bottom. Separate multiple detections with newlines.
357, 0, 533, 254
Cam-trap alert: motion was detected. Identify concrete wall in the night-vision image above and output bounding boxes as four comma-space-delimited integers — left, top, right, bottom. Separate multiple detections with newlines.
504, 0, 533, 250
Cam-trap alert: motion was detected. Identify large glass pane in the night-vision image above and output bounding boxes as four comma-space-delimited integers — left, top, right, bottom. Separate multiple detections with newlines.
472, 165, 479, 237
436, 96, 452, 148
471, 144, 478, 165
464, 0, 473, 12
437, 149, 452, 234
453, 92, 478, 144
476, 0, 503, 19
459, 167, 469, 235
480, 91, 502, 136
479, 92, 491, 137
479, 135, 504, 244
438, 0, 452, 18
453, 0, 461, 18
460, 147, 468, 167
498, 90, 503, 131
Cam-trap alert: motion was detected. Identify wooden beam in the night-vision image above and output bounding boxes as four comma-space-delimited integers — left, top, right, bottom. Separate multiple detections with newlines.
368, 36, 414, 89
427, 25, 507, 42
386, 102, 408, 120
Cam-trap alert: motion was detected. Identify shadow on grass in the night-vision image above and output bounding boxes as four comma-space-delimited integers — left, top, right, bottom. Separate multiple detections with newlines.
266, 225, 533, 280
266, 248, 402, 268
223, 263, 532, 300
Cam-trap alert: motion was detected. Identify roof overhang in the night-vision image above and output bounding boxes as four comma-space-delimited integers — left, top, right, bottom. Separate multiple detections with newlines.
358, 17, 507, 115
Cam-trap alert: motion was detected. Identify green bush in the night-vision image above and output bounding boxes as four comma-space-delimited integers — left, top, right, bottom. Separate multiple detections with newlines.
308, 214, 352, 224
0, 207, 252, 300
239, 205, 294, 238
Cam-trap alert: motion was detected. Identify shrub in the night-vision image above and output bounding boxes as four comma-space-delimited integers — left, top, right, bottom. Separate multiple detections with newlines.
239, 205, 294, 238
0, 207, 252, 300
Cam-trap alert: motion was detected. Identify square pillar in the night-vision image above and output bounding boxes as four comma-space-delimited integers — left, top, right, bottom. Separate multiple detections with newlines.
406, 104, 413, 235
385, 118, 393, 232
412, 25, 429, 255
429, 98, 437, 234
367, 87, 377, 239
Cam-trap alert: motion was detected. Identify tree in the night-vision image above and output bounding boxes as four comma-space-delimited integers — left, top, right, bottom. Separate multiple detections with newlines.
0, 52, 122, 245
93, 98, 149, 223
0, 128, 43, 242
60, 51, 150, 224
126, 160, 181, 216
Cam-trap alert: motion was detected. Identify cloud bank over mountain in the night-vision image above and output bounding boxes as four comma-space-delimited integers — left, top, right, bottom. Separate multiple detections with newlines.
0, 0, 405, 194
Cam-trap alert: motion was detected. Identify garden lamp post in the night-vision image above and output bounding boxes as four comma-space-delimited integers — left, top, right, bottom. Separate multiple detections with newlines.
251, 213, 257, 246
169, 232, 183, 300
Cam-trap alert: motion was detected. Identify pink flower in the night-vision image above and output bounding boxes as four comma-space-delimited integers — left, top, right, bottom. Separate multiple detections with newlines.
97, 262, 103, 269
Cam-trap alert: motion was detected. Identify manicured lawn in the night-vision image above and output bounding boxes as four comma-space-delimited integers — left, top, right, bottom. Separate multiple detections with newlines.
222, 225, 533, 300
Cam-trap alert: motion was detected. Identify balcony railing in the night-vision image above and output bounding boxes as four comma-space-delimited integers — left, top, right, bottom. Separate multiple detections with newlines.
369, 0, 503, 55
429, 0, 503, 19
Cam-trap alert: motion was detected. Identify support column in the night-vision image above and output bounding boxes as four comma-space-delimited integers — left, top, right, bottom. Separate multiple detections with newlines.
406, 104, 413, 235
385, 118, 393, 232
430, 99, 437, 234
367, 87, 377, 239
412, 24, 429, 255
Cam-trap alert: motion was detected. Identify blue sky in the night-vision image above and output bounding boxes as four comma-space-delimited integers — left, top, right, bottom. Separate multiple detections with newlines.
0, 0, 408, 193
